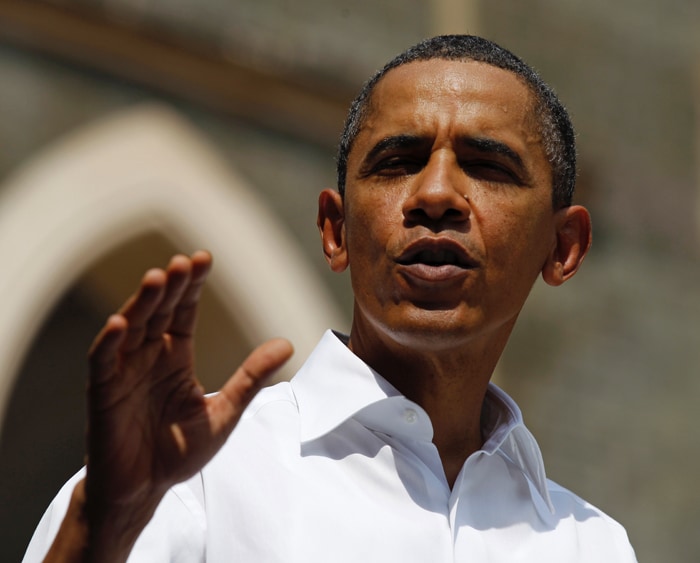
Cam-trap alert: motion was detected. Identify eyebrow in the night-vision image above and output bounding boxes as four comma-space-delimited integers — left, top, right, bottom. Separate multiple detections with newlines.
364, 134, 524, 163
362, 134, 430, 165
359, 133, 531, 182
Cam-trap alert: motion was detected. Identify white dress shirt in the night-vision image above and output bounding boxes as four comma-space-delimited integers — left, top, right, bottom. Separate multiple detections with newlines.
24, 330, 637, 562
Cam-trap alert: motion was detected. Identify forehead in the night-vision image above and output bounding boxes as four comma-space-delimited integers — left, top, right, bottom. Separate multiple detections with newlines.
355, 59, 543, 159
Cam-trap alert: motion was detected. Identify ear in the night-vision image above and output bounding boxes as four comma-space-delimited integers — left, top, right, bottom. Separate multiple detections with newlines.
317, 189, 348, 273
541, 205, 592, 287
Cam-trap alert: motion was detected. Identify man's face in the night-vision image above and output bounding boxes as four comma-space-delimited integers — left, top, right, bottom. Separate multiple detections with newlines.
333, 59, 562, 351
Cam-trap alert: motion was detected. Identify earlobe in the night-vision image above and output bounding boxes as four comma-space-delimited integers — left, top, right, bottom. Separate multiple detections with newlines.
542, 205, 592, 287
317, 189, 349, 273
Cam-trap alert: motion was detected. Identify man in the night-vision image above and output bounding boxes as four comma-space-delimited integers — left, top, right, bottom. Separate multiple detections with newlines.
24, 35, 637, 562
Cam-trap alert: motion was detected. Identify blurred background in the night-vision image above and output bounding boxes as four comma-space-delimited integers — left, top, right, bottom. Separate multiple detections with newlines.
0, 1, 698, 561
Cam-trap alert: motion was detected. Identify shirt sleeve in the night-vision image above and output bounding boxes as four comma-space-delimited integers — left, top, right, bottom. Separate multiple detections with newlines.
22, 468, 207, 563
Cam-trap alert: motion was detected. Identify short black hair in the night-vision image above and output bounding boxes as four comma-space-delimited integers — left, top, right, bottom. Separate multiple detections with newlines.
336, 35, 576, 209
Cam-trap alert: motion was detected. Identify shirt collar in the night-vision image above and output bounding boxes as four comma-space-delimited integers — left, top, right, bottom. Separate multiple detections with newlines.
290, 330, 403, 443
290, 330, 553, 512
479, 383, 555, 513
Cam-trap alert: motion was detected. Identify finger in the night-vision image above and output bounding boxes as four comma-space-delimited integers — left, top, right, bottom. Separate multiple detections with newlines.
87, 314, 128, 386
210, 338, 294, 435
168, 250, 213, 337
145, 255, 194, 340
119, 269, 168, 352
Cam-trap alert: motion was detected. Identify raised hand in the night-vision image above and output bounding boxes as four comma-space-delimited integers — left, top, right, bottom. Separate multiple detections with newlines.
45, 251, 293, 562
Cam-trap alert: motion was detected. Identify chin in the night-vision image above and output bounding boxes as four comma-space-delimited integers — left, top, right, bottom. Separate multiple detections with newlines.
381, 308, 483, 351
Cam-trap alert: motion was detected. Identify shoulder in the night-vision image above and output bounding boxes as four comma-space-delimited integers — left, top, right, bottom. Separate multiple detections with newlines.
23, 470, 207, 563
241, 380, 298, 420
206, 381, 301, 470
546, 479, 638, 561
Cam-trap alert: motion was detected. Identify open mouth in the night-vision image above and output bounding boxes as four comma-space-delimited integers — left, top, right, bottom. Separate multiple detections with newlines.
395, 239, 478, 284
406, 249, 469, 267
397, 240, 477, 270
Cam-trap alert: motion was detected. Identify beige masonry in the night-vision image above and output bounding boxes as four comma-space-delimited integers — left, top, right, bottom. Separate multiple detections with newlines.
0, 104, 344, 435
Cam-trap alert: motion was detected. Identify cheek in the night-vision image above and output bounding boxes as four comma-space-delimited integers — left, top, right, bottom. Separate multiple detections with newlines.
344, 214, 375, 262
344, 192, 403, 257
478, 204, 554, 280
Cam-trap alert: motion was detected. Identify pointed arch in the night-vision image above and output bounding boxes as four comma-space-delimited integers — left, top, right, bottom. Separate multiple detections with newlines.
0, 104, 345, 431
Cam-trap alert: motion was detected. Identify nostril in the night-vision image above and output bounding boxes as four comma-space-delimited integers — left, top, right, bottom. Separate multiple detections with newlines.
404, 205, 467, 221
444, 208, 464, 218
406, 208, 429, 219
403, 207, 469, 232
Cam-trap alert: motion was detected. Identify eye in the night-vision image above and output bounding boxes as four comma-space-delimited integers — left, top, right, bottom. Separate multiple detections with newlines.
462, 160, 523, 185
371, 156, 424, 177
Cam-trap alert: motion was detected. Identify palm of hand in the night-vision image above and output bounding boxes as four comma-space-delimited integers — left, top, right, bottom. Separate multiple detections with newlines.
84, 252, 292, 516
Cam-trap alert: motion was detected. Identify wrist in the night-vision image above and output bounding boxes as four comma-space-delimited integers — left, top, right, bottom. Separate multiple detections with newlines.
82, 480, 163, 563
43, 480, 89, 563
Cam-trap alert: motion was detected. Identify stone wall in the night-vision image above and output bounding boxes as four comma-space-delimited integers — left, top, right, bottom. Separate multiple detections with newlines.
1, 1, 698, 560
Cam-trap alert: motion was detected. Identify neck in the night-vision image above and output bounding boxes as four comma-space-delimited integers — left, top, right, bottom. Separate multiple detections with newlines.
348, 317, 514, 487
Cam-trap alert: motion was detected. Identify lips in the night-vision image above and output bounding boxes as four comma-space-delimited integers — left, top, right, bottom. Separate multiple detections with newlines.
396, 238, 478, 283
397, 238, 478, 269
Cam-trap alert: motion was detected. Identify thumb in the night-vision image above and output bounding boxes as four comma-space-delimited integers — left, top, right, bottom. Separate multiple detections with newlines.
210, 338, 294, 435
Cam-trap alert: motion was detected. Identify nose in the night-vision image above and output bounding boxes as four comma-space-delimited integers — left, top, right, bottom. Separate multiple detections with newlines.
402, 152, 470, 226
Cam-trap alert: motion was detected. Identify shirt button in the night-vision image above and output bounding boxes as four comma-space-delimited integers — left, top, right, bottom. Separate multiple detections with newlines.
403, 408, 418, 424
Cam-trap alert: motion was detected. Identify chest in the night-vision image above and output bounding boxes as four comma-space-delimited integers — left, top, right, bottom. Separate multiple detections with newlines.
200, 430, 602, 563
